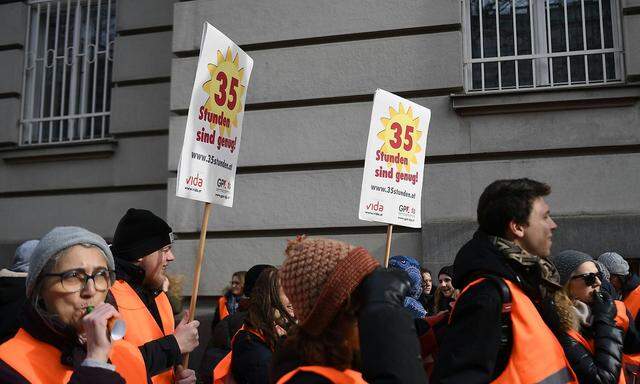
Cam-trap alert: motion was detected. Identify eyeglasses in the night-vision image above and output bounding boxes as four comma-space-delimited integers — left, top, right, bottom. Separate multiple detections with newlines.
44, 269, 113, 293
571, 272, 599, 287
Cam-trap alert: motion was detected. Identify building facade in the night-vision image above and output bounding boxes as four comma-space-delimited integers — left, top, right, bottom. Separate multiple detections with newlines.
1, 0, 640, 348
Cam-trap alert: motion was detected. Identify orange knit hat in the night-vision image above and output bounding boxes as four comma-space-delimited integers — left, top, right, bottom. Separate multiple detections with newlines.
280, 236, 379, 336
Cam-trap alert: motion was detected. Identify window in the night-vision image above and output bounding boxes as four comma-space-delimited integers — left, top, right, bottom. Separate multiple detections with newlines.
20, 0, 116, 146
463, 0, 624, 92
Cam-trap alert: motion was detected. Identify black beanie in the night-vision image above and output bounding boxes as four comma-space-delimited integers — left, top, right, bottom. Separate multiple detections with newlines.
438, 265, 454, 280
244, 264, 274, 297
111, 208, 174, 262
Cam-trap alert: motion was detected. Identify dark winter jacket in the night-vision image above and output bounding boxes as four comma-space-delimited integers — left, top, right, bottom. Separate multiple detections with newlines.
273, 268, 427, 384
419, 292, 435, 316
110, 258, 181, 377
0, 270, 27, 344
431, 231, 552, 384
198, 309, 248, 384
230, 329, 272, 384
0, 303, 151, 384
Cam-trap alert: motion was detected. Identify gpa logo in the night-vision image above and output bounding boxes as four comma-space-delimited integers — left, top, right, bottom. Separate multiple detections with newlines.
398, 205, 416, 215
217, 178, 232, 190
365, 201, 384, 212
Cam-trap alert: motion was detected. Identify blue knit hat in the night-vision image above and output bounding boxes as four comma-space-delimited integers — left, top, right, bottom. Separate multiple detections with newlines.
389, 255, 427, 318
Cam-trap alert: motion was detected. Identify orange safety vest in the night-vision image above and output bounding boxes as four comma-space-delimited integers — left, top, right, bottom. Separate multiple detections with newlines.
212, 326, 266, 384
218, 296, 230, 320
566, 300, 628, 384
0, 328, 148, 384
454, 278, 577, 384
110, 279, 175, 384
277, 366, 367, 384
623, 285, 640, 320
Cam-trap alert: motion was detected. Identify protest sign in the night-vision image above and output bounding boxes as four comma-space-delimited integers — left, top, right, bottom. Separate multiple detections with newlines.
175, 23, 253, 366
176, 22, 254, 207
359, 89, 431, 229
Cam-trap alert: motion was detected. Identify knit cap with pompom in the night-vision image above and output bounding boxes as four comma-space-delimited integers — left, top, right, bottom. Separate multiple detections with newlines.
280, 236, 379, 336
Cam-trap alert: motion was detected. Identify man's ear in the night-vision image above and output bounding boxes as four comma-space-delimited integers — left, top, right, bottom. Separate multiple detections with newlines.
507, 219, 526, 240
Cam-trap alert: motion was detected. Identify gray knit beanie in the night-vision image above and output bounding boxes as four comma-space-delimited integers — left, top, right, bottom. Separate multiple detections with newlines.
550, 250, 594, 286
598, 252, 629, 276
27, 227, 114, 297
10, 240, 39, 273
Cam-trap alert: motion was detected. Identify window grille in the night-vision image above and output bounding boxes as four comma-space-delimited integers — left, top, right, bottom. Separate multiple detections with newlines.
20, 0, 116, 145
463, 0, 624, 92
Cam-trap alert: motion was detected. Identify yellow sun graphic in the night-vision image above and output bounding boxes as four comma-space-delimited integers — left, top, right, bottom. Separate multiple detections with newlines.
377, 103, 423, 172
202, 47, 246, 137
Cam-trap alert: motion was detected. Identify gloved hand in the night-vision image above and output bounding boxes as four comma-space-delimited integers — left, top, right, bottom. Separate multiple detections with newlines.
358, 267, 411, 308
592, 290, 616, 324
540, 294, 565, 335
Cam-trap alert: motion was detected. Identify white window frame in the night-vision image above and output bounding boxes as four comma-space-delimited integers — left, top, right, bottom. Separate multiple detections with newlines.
462, 0, 625, 93
20, 0, 116, 146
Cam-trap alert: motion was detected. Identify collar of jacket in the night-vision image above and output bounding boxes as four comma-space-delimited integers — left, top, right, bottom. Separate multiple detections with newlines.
623, 273, 640, 297
114, 257, 162, 298
22, 302, 86, 368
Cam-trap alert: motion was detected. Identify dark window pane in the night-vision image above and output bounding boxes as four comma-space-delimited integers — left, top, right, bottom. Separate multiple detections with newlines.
499, 0, 515, 56
587, 53, 604, 82
472, 63, 483, 89
517, 59, 534, 87
482, 0, 498, 58
484, 62, 499, 89
501, 60, 516, 88
516, 0, 532, 55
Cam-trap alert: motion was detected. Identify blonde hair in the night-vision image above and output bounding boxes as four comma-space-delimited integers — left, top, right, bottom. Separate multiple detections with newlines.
552, 286, 580, 332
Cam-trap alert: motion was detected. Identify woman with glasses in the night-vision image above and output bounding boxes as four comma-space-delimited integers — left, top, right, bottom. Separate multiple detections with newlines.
549, 250, 640, 384
0, 226, 149, 384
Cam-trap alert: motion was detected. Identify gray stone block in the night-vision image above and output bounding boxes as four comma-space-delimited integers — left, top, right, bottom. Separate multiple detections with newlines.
116, 0, 177, 32
0, 50, 23, 94
111, 82, 170, 134
625, 15, 640, 77
113, 32, 173, 82
0, 2, 26, 47
173, 0, 461, 53
0, 135, 167, 193
0, 189, 166, 242
168, 153, 640, 233
170, 32, 463, 110
168, 232, 422, 295
0, 97, 20, 144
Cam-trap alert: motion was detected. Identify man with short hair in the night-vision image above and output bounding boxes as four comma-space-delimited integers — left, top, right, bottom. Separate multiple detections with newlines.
109, 208, 199, 384
432, 178, 576, 383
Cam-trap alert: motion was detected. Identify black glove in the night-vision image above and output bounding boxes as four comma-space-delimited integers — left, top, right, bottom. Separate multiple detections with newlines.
358, 267, 410, 309
592, 290, 616, 324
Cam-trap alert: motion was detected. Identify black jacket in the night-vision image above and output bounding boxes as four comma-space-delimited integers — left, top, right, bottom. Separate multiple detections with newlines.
557, 319, 624, 384
198, 308, 248, 383
0, 303, 151, 384
431, 231, 550, 384
0, 271, 27, 344
230, 329, 272, 384
111, 258, 181, 377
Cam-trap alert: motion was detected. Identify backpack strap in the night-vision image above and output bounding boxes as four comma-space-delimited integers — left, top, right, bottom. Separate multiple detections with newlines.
483, 275, 513, 380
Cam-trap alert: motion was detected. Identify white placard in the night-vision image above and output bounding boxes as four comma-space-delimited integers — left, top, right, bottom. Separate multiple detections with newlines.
358, 89, 431, 228
176, 23, 254, 206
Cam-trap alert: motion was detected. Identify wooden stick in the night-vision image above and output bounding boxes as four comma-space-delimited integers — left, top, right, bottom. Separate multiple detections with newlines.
182, 202, 213, 368
384, 224, 393, 267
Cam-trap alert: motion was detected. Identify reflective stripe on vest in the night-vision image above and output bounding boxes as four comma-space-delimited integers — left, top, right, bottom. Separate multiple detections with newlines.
455, 278, 577, 384
110, 280, 175, 384
219, 296, 230, 320
566, 301, 628, 384
212, 326, 266, 384
276, 366, 367, 384
0, 328, 148, 384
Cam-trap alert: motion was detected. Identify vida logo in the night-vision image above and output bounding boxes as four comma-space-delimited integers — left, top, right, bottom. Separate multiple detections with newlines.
366, 201, 384, 212
186, 173, 203, 188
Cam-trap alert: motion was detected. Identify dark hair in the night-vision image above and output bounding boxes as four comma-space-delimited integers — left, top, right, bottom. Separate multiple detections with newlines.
271, 293, 362, 381
245, 267, 294, 350
477, 178, 551, 237
420, 267, 431, 276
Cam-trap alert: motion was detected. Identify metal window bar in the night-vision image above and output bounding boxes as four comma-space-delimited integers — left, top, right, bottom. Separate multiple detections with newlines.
20, 0, 116, 146
464, 0, 624, 92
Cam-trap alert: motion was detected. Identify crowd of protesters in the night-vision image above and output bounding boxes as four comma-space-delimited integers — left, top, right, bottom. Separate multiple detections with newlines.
0, 178, 638, 384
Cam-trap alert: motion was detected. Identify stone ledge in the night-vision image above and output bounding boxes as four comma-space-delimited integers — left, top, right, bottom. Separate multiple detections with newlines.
450, 84, 640, 116
0, 139, 117, 164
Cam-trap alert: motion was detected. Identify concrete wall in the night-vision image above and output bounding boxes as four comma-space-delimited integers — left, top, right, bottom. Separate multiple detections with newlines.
167, 0, 640, 301
0, 0, 177, 267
